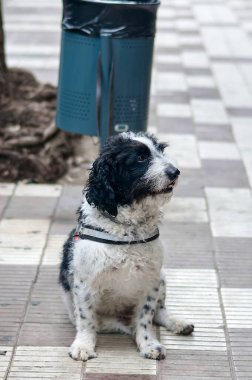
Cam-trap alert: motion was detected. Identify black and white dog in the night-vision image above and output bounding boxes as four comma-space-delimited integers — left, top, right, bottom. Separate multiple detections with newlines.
59, 132, 194, 361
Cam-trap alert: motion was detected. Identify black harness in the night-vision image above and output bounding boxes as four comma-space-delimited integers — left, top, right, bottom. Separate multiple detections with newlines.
73, 224, 159, 245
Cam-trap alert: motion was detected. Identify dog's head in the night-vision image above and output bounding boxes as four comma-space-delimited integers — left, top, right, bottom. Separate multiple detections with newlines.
86, 132, 180, 217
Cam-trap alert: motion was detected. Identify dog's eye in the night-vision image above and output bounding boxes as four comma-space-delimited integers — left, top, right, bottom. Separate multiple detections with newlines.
137, 154, 147, 162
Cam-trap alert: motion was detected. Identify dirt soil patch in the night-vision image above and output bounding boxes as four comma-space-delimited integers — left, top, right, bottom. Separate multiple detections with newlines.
0, 68, 82, 183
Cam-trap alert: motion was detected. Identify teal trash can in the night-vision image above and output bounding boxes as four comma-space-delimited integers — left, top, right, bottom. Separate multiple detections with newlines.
56, 0, 160, 146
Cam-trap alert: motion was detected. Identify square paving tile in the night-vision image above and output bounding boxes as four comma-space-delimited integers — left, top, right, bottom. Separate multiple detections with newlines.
14, 183, 62, 197
189, 87, 220, 99
0, 265, 37, 345
181, 51, 210, 68
212, 62, 252, 108
0, 247, 42, 265
229, 329, 252, 380
0, 197, 9, 218
158, 133, 201, 169
4, 196, 58, 219
195, 123, 235, 142
42, 234, 67, 265
0, 183, 15, 196
164, 286, 223, 329
163, 196, 208, 223
50, 219, 74, 235
157, 103, 191, 118
158, 116, 195, 134
0, 219, 50, 235
164, 269, 218, 288
214, 237, 252, 287
205, 187, 252, 237
0, 233, 47, 249
202, 159, 250, 188
25, 266, 69, 325
159, 349, 231, 380
8, 346, 82, 380
191, 99, 229, 124
232, 116, 252, 188
18, 324, 75, 347
54, 185, 82, 221
0, 346, 13, 379
160, 222, 214, 268
171, 168, 205, 197
156, 72, 187, 92
86, 335, 156, 376
221, 289, 252, 329
198, 141, 240, 160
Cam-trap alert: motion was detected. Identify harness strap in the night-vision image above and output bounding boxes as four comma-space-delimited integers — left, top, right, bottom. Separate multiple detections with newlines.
73, 225, 159, 245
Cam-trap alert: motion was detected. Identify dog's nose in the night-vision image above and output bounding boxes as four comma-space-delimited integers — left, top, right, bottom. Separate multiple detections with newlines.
166, 167, 180, 181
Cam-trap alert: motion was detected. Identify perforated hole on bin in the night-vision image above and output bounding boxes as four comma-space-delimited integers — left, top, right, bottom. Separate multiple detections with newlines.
59, 89, 91, 121
113, 95, 148, 124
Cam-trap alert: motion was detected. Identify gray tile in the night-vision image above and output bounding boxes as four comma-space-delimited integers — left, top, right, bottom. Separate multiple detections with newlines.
201, 159, 250, 188
158, 117, 195, 134
18, 322, 75, 346
54, 185, 82, 221
156, 47, 181, 55
229, 329, 252, 376
156, 93, 190, 104
195, 123, 235, 142
178, 30, 200, 36
50, 220, 75, 235
174, 168, 205, 197
201, 23, 239, 27
184, 68, 213, 76
159, 349, 232, 380
156, 63, 184, 72
160, 222, 214, 268
215, 238, 252, 287
0, 265, 37, 344
227, 107, 252, 117
189, 88, 221, 99
0, 196, 9, 218
212, 57, 252, 63
4, 196, 58, 219
0, 322, 19, 346
180, 45, 205, 51
26, 266, 70, 325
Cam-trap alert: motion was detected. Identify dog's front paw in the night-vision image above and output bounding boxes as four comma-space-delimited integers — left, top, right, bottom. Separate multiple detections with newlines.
174, 320, 194, 336
140, 341, 166, 360
69, 340, 97, 361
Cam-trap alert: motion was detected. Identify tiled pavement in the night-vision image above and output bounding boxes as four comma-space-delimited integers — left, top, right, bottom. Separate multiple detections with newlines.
1, 0, 252, 379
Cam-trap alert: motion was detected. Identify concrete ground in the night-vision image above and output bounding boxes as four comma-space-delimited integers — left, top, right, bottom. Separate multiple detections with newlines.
1, 0, 252, 379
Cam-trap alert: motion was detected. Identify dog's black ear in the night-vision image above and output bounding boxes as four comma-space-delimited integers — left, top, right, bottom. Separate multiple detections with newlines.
86, 155, 118, 217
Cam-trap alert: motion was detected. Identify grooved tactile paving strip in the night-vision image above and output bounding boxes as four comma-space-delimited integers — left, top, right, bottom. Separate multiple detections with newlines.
7, 347, 82, 380
222, 289, 252, 329
2, 0, 252, 378
86, 335, 156, 375
0, 347, 13, 380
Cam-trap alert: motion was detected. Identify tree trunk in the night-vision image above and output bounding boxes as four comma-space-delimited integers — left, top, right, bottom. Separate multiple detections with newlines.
0, 0, 9, 96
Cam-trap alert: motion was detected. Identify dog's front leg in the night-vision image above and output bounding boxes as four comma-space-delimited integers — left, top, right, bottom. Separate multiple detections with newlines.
69, 279, 97, 361
136, 287, 166, 360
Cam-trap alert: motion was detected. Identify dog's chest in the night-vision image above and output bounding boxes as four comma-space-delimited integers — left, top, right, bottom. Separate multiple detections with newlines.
74, 240, 163, 301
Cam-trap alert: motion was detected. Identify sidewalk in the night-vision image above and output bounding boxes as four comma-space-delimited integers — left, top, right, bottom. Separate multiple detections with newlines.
1, 0, 252, 379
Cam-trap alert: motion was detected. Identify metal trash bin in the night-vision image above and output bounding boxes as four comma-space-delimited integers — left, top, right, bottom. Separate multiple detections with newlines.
56, 0, 160, 145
